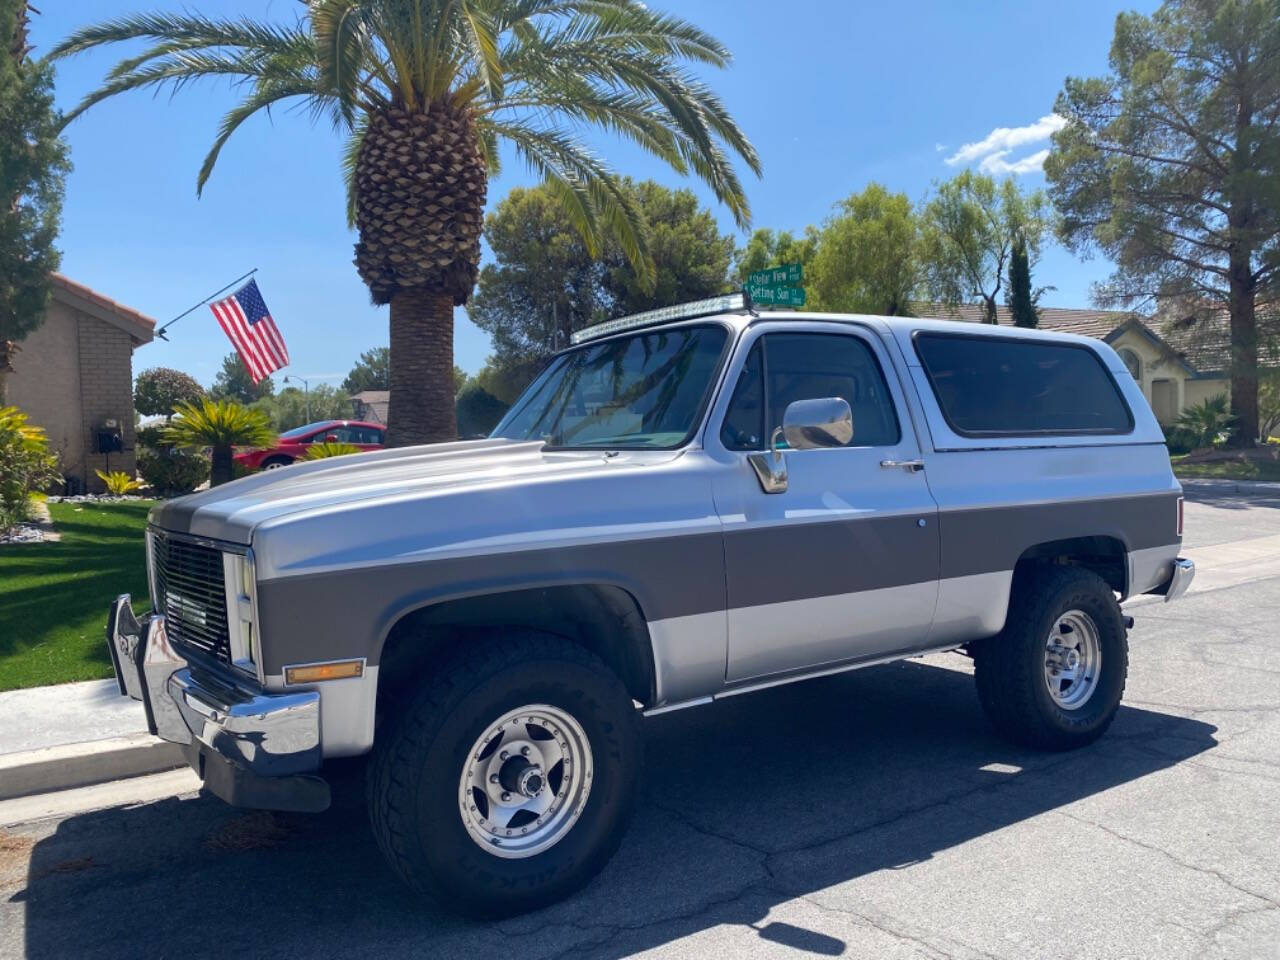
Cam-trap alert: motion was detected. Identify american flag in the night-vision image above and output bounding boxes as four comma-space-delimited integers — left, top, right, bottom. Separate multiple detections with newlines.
210, 279, 289, 382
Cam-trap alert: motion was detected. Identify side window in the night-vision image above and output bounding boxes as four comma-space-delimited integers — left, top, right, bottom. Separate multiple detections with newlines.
720, 342, 765, 450
765, 333, 901, 447
914, 334, 1134, 436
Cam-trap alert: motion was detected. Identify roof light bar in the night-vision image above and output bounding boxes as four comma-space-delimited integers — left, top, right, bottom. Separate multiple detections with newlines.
570, 292, 752, 345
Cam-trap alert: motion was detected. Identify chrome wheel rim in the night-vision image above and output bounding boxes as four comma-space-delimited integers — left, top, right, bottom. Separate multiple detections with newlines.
458, 703, 593, 859
1044, 609, 1102, 710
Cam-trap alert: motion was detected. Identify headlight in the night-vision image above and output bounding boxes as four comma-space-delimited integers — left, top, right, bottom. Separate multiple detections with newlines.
222, 549, 261, 679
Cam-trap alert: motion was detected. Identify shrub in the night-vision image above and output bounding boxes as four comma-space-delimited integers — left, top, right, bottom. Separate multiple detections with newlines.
135, 424, 167, 449
456, 382, 509, 438
138, 448, 210, 495
95, 469, 145, 495
134, 367, 206, 417
1162, 425, 1198, 456
0, 406, 59, 532
302, 441, 361, 460
1175, 394, 1234, 449
163, 399, 275, 486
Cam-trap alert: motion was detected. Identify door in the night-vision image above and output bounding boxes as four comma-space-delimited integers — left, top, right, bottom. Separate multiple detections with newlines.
710, 325, 940, 683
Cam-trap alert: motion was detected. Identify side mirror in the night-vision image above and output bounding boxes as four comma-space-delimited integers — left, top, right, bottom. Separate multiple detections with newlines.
747, 397, 853, 494
782, 397, 853, 450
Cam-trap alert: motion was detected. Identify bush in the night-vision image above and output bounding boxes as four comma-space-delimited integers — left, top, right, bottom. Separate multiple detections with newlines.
137, 448, 210, 496
135, 424, 167, 450
95, 469, 145, 495
302, 441, 361, 460
1162, 425, 1198, 455
1175, 394, 1234, 449
0, 406, 59, 532
134, 367, 206, 417
456, 382, 509, 438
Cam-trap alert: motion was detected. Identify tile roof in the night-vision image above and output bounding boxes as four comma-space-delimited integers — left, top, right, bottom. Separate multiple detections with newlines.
350, 390, 389, 424
912, 301, 1133, 339
51, 274, 157, 337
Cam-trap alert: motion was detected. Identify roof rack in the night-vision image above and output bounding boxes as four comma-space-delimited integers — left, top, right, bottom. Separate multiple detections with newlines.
570, 292, 753, 345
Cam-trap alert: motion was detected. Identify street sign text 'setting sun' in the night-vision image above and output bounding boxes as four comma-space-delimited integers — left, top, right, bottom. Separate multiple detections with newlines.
746, 283, 807, 306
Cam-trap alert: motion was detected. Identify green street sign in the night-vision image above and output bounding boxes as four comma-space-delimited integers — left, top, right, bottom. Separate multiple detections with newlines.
746, 283, 806, 307
747, 262, 804, 287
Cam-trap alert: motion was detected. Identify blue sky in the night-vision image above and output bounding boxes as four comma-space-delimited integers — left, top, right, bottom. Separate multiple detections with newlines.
30, 0, 1157, 389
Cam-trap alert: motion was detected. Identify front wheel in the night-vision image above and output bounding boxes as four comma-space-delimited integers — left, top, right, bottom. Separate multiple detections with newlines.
366, 633, 641, 918
973, 565, 1128, 751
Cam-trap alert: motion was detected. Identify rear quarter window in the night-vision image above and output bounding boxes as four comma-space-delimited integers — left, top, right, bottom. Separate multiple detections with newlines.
913, 333, 1134, 437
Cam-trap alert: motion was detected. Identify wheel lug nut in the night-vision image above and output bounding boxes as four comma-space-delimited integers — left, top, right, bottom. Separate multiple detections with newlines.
501, 792, 511, 802
499, 750, 509, 760
489, 774, 498, 784
521, 746, 530, 756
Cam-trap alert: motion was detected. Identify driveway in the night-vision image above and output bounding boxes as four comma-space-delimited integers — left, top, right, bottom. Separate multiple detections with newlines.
2, 491, 1277, 959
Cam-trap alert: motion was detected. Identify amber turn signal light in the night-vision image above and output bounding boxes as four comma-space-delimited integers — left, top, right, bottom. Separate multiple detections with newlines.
285, 660, 364, 685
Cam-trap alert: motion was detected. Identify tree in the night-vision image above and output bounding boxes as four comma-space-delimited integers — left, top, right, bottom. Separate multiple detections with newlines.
53, 3, 759, 446
209, 353, 274, 406
1, 0, 71, 403
252, 384, 352, 432
469, 179, 736, 394
1005, 237, 1047, 328
1045, 0, 1280, 446
919, 171, 1048, 324
134, 367, 205, 417
808, 184, 918, 315
162, 398, 276, 486
733, 227, 819, 287
600, 180, 735, 315
342, 346, 389, 393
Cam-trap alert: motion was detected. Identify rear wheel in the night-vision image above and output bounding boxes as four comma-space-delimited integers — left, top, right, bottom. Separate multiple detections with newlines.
973, 565, 1128, 750
366, 632, 641, 918
261, 456, 293, 470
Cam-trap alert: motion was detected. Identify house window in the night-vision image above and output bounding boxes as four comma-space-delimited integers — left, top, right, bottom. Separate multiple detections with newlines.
1118, 348, 1142, 382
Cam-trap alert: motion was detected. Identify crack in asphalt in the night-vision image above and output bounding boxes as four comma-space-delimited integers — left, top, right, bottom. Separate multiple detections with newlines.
1053, 810, 1280, 911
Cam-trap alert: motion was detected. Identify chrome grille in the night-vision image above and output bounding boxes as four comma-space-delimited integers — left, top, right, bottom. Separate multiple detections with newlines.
151, 529, 232, 664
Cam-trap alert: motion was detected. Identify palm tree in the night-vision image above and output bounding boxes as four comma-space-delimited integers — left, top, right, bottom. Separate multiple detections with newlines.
163, 398, 276, 486
51, 1, 759, 445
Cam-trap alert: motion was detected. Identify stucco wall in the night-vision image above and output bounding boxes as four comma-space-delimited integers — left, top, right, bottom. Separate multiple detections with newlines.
8, 299, 139, 493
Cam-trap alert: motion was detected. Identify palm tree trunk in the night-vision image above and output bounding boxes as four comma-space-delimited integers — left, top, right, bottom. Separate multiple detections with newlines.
388, 289, 458, 446
210, 445, 234, 486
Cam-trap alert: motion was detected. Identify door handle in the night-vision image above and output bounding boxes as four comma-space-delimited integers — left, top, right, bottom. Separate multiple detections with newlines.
880, 459, 924, 472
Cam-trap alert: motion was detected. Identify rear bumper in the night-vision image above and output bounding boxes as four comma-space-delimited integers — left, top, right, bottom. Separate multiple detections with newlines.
1159, 557, 1196, 603
106, 594, 329, 811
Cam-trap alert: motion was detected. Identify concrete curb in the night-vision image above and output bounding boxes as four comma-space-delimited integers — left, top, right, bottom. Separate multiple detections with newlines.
0, 733, 186, 801
1178, 477, 1280, 496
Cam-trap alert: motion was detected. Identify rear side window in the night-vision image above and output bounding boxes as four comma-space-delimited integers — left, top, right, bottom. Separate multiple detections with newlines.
914, 333, 1133, 437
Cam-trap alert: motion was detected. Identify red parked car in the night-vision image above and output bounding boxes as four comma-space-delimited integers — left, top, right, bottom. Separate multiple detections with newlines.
234, 419, 386, 471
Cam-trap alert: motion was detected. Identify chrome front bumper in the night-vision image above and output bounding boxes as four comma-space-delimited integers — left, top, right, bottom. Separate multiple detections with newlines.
1162, 557, 1196, 603
106, 594, 328, 810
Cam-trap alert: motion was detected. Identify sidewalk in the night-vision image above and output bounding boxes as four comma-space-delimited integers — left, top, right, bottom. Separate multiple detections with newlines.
1177, 476, 1280, 496
0, 680, 184, 800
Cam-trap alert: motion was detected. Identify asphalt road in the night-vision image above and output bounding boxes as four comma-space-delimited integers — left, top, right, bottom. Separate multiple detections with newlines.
2, 489, 1279, 960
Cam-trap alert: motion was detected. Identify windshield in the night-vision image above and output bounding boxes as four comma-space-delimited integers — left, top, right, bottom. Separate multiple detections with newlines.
492, 324, 730, 449
280, 421, 335, 440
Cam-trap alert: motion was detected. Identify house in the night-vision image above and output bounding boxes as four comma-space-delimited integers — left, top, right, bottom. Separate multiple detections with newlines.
7, 275, 155, 493
918, 302, 1251, 426
350, 389, 389, 424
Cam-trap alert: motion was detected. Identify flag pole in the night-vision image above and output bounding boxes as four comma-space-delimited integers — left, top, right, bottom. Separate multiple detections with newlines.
154, 268, 258, 341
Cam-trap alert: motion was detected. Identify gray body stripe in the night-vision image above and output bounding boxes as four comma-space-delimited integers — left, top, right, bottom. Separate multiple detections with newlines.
249, 492, 1179, 675
938, 493, 1180, 580
723, 513, 938, 610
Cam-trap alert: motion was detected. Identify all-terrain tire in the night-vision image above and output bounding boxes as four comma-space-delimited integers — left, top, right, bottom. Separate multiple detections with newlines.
973, 565, 1128, 751
366, 631, 642, 918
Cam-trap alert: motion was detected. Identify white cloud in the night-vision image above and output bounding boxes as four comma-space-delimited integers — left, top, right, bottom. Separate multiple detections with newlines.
977, 148, 1051, 175
934, 142, 947, 153
944, 114, 1066, 175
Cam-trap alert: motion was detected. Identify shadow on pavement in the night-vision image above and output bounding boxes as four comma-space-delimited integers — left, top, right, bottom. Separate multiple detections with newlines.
17, 657, 1216, 959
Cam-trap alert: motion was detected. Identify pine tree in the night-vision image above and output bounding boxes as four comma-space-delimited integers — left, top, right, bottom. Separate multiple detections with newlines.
1006, 238, 1040, 329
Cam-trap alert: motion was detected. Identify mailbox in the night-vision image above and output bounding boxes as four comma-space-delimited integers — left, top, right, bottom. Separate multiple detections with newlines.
96, 420, 123, 454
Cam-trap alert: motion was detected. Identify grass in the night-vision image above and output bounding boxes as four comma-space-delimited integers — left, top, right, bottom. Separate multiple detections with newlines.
1170, 455, 1280, 481
0, 500, 153, 692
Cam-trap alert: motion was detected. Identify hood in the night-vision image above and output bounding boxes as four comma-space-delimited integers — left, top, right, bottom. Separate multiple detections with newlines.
150, 438, 677, 546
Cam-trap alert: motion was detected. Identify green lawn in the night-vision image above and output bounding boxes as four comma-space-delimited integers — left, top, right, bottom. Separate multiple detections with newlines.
1171, 456, 1280, 481
0, 500, 154, 691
